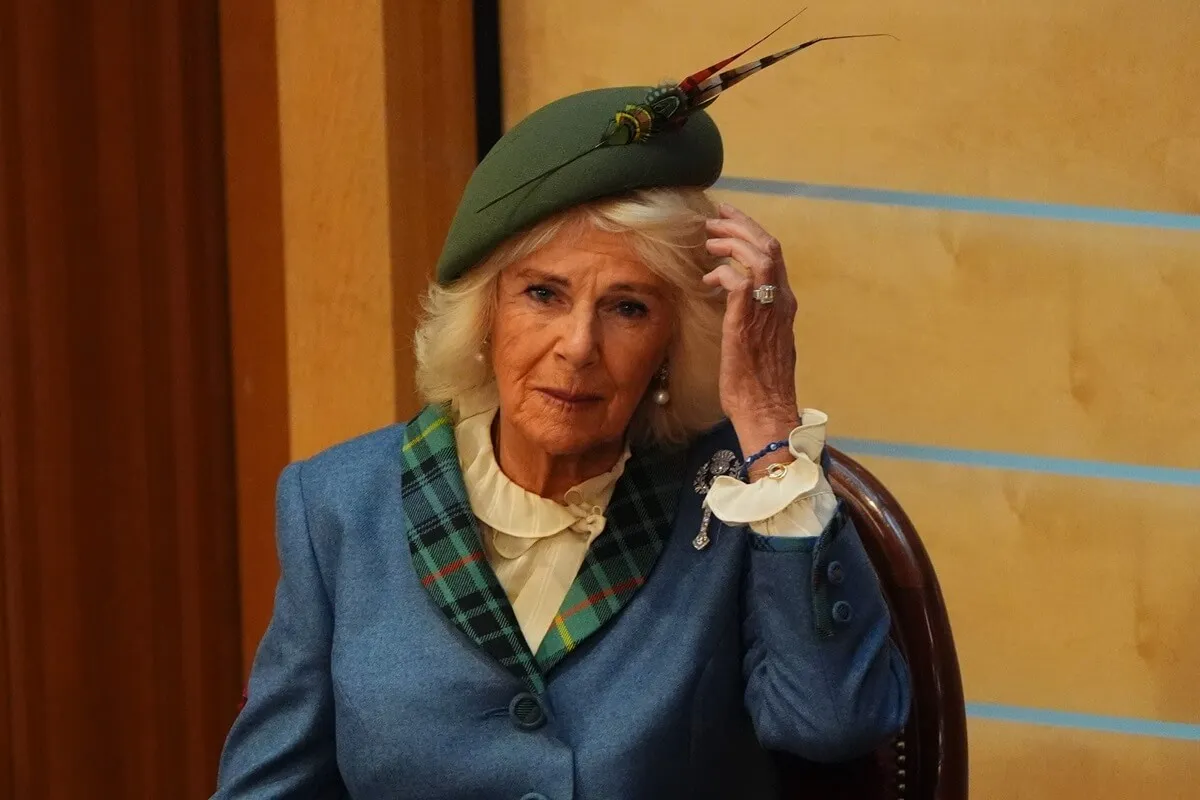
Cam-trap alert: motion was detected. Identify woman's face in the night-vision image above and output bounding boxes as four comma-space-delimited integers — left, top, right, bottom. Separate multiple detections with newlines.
490, 225, 675, 456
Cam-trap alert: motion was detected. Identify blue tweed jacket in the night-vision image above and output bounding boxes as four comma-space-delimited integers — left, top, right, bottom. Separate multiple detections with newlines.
214, 409, 910, 799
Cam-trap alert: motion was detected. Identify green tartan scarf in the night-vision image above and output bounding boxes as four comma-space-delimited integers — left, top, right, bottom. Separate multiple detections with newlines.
399, 405, 686, 694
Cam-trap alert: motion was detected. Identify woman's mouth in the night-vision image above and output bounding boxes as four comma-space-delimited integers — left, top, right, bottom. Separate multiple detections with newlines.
536, 387, 603, 405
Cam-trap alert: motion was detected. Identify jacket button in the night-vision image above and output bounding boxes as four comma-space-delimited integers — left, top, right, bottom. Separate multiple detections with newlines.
832, 600, 854, 624
520, 794, 550, 800
826, 560, 845, 586
509, 692, 546, 731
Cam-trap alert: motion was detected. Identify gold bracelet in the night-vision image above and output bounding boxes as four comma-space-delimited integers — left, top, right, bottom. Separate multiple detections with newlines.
747, 459, 792, 482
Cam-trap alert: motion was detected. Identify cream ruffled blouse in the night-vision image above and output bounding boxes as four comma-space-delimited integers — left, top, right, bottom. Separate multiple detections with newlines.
454, 390, 837, 652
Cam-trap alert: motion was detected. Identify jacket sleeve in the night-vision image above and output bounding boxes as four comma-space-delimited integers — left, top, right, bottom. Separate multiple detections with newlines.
740, 502, 912, 763
212, 462, 347, 799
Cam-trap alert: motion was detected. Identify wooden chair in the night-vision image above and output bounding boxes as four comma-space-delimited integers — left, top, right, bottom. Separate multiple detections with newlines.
774, 447, 969, 799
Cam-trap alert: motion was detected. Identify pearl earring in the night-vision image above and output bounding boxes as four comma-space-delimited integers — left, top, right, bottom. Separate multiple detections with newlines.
653, 364, 670, 406
475, 337, 489, 364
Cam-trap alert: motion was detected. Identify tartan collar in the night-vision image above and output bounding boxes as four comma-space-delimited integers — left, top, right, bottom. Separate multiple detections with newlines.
400, 404, 687, 690
400, 405, 543, 694
534, 441, 686, 673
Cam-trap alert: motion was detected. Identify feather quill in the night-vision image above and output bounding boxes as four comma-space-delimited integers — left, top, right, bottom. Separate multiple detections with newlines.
476, 13, 893, 213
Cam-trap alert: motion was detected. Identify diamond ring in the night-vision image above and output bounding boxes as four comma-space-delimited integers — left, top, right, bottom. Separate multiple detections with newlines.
752, 284, 777, 305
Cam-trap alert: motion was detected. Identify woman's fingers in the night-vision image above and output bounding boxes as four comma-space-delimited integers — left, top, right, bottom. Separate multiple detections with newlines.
707, 205, 775, 253
705, 236, 776, 289
701, 262, 752, 293
705, 205, 792, 291
704, 205, 797, 320
701, 263, 753, 331
717, 201, 767, 230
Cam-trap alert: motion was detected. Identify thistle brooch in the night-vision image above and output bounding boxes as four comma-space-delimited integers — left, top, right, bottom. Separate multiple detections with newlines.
692, 449, 743, 551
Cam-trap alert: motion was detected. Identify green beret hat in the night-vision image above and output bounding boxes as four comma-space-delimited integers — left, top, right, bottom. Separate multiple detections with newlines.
435, 86, 723, 284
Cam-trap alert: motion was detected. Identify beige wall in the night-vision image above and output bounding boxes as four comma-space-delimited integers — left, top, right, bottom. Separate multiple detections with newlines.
221, 0, 476, 668
501, 0, 1200, 796
275, 0, 399, 460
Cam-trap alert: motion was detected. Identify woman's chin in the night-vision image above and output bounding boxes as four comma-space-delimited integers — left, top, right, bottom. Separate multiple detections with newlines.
517, 398, 619, 454
528, 422, 607, 457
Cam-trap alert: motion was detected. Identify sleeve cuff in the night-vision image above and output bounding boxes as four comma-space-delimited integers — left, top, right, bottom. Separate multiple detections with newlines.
790, 408, 828, 462
703, 409, 836, 536
705, 457, 823, 523
749, 488, 838, 537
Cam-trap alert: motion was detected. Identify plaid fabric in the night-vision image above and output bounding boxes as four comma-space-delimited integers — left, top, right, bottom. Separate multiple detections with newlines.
535, 442, 687, 674
400, 405, 544, 694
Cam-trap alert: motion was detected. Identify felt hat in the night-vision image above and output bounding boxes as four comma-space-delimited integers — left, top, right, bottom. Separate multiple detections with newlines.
434, 87, 723, 284
434, 19, 885, 284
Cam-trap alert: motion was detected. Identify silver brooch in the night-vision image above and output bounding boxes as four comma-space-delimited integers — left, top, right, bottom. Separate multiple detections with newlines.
692, 449, 742, 551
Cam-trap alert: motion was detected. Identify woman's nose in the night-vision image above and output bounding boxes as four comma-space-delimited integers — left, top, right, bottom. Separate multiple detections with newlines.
554, 307, 600, 367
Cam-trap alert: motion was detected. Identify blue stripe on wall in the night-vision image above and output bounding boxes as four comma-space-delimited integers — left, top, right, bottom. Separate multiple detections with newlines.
829, 437, 1200, 488
715, 176, 1200, 231
968, 703, 1200, 743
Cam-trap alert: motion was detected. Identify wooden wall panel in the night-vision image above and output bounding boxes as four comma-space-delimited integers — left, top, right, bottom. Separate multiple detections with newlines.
275, 0, 398, 461
969, 719, 1200, 799
501, 0, 1200, 212
0, 3, 16, 791
0, 0, 241, 796
854, 456, 1200, 722
0, 462, 10, 798
383, 2, 478, 417
719, 193, 1200, 468
221, 0, 479, 669
218, 0, 293, 680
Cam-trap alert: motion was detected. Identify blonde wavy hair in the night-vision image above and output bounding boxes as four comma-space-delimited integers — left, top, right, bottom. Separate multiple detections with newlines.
413, 187, 727, 446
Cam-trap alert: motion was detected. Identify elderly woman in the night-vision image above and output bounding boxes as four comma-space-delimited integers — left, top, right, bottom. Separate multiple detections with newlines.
214, 83, 909, 799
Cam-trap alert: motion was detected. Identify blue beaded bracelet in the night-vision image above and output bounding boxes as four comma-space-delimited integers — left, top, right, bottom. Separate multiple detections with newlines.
743, 439, 790, 468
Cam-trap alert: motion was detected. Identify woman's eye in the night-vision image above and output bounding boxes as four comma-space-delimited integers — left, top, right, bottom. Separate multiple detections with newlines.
524, 285, 555, 303
615, 300, 649, 318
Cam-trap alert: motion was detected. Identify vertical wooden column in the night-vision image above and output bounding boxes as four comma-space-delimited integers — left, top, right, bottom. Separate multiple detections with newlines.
0, 0, 241, 796
218, 0, 294, 677
221, 0, 479, 668
383, 2, 479, 415
0, 5, 16, 787
275, 1, 399, 460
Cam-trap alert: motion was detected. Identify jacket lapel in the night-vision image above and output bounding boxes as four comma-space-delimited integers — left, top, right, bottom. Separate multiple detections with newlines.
535, 442, 687, 674
399, 405, 544, 694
